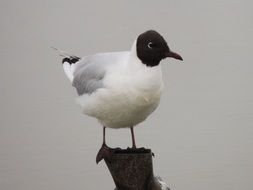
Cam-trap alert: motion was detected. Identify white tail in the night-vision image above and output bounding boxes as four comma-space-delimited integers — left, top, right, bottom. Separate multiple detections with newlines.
52, 47, 80, 82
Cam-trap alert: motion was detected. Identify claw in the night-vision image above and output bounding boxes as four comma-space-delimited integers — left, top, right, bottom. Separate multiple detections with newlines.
96, 144, 113, 164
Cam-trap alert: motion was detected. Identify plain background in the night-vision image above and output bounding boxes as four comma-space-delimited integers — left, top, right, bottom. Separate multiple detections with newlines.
1, 0, 253, 189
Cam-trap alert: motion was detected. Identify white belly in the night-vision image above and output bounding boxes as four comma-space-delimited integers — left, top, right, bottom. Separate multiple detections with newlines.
76, 87, 162, 128
76, 60, 163, 129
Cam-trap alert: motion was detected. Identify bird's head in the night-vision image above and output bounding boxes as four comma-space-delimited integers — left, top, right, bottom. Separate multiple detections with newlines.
136, 30, 183, 67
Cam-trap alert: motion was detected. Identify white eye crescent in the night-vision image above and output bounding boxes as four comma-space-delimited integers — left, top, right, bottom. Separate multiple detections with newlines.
148, 42, 154, 49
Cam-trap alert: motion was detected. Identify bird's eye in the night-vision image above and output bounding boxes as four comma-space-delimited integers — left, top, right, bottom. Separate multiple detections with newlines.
148, 42, 155, 49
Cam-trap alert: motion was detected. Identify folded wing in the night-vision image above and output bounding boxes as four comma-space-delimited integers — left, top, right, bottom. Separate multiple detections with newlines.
71, 52, 129, 96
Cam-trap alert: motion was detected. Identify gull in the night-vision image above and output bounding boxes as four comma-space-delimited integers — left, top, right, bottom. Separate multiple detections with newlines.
55, 30, 183, 163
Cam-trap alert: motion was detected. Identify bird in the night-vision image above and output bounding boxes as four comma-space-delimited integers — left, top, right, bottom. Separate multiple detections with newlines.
55, 30, 183, 163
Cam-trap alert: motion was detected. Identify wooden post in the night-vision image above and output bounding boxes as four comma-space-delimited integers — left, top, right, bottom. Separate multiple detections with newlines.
101, 147, 170, 190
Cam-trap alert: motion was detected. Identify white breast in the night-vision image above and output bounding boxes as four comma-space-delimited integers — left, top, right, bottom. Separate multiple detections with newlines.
76, 60, 163, 128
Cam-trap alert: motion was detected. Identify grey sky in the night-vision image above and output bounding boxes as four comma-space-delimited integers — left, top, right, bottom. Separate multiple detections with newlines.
0, 0, 253, 189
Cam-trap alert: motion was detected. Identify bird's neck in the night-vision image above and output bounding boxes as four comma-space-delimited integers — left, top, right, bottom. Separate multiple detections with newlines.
127, 40, 145, 70
123, 40, 163, 90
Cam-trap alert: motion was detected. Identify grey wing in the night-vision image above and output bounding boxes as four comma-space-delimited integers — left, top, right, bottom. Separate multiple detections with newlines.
72, 52, 129, 95
72, 57, 106, 95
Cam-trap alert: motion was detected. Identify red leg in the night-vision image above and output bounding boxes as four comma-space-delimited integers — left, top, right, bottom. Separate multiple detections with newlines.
96, 126, 112, 164
130, 127, 137, 149
103, 126, 106, 145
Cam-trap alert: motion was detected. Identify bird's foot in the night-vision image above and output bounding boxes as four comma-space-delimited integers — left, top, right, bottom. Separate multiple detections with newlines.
131, 145, 137, 150
125, 147, 155, 156
96, 143, 113, 164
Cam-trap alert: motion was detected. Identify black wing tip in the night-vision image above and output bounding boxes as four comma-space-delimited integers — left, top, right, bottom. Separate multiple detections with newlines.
62, 57, 80, 64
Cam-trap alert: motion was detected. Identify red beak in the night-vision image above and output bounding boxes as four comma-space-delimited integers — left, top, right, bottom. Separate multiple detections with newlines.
165, 51, 183, 61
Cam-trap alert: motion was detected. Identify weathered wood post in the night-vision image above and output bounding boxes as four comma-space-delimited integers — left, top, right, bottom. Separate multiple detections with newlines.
100, 147, 170, 190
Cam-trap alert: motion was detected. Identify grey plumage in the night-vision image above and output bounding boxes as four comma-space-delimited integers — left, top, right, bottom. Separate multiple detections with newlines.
72, 52, 129, 95
72, 57, 105, 95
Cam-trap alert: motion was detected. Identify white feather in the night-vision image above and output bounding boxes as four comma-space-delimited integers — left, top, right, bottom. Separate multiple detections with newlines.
62, 62, 74, 82
52, 47, 78, 82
